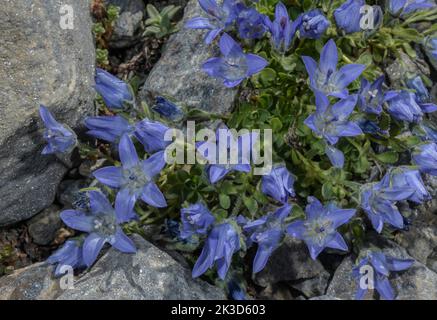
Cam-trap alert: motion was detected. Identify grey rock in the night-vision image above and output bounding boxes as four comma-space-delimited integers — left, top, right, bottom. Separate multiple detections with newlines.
254, 237, 328, 287
57, 235, 226, 300
57, 179, 89, 208
290, 271, 330, 298
309, 295, 340, 300
327, 235, 437, 300
386, 51, 430, 89
0, 0, 95, 226
257, 283, 294, 300
106, 0, 145, 48
27, 205, 62, 245
0, 262, 61, 300
140, 0, 238, 117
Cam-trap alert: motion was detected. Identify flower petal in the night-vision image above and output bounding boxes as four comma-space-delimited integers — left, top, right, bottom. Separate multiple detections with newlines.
82, 233, 107, 267
246, 54, 268, 76
60, 210, 94, 232
118, 134, 140, 168
141, 182, 167, 208
93, 166, 123, 188
320, 39, 338, 74
111, 227, 137, 253
114, 189, 138, 223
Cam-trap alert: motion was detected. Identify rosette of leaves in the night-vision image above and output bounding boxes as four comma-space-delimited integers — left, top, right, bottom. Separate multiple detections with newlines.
144, 4, 181, 39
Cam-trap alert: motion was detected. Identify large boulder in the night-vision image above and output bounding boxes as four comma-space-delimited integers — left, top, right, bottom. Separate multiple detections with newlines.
0, 235, 226, 300
140, 0, 238, 116
57, 235, 225, 300
0, 0, 95, 226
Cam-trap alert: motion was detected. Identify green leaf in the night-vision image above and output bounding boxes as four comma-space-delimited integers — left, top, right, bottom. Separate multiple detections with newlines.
243, 196, 258, 216
219, 194, 231, 210
146, 4, 160, 19
374, 151, 399, 164
269, 117, 283, 131
259, 68, 277, 87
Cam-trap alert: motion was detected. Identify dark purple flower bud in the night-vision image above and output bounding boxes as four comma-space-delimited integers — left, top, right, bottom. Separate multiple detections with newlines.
263, 2, 296, 53
95, 68, 133, 110
39, 105, 77, 155
287, 197, 355, 259
152, 97, 185, 122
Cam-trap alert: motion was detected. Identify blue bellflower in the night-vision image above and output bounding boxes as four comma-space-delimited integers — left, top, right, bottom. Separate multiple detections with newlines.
152, 97, 185, 122
353, 251, 414, 300
39, 105, 77, 155
202, 33, 268, 87
60, 191, 137, 267
384, 166, 430, 203
185, 0, 238, 44
305, 92, 363, 145
134, 118, 172, 154
95, 68, 133, 110
197, 125, 258, 184
192, 222, 241, 280
180, 203, 215, 239
295, 9, 330, 39
388, 0, 435, 17
302, 39, 366, 98
85, 115, 134, 143
424, 36, 437, 71
406, 76, 437, 113
263, 2, 296, 53
358, 76, 395, 115
413, 143, 437, 176
261, 165, 295, 203
244, 204, 292, 273
287, 197, 356, 260
236, 7, 267, 40
93, 135, 167, 222
47, 240, 85, 277
385, 90, 436, 123
360, 175, 414, 233
334, 0, 364, 34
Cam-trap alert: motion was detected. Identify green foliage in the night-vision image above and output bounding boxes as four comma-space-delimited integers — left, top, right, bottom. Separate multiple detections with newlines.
144, 4, 181, 39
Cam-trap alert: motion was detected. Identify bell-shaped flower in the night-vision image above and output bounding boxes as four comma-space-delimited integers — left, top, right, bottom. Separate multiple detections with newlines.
388, 0, 435, 17
412, 142, 437, 176
152, 97, 185, 122
197, 125, 258, 184
85, 115, 135, 143
185, 0, 238, 44
93, 134, 167, 222
47, 240, 86, 277
236, 7, 267, 39
192, 222, 241, 280
180, 203, 215, 239
243, 204, 292, 273
358, 76, 394, 115
39, 105, 77, 155
263, 2, 296, 53
60, 191, 137, 267
95, 68, 133, 110
295, 9, 330, 39
360, 176, 414, 233
334, 0, 364, 34
287, 197, 356, 260
352, 251, 414, 300
134, 118, 172, 154
384, 166, 430, 203
305, 92, 363, 145
261, 165, 295, 203
423, 36, 437, 71
302, 39, 366, 98
202, 33, 268, 88
406, 76, 437, 113
385, 90, 436, 123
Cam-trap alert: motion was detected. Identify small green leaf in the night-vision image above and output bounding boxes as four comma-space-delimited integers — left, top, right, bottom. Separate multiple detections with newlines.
374, 151, 399, 164
219, 194, 231, 210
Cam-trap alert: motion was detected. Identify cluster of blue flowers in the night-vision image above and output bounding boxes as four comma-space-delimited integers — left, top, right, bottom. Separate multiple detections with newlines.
37, 0, 437, 300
